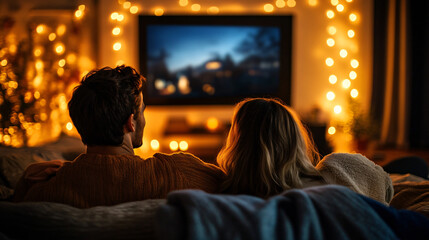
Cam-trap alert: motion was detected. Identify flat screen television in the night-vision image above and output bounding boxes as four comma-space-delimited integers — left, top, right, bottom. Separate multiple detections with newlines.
139, 15, 292, 105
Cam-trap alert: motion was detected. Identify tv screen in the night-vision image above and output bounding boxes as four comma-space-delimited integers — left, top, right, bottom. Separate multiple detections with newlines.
139, 15, 292, 105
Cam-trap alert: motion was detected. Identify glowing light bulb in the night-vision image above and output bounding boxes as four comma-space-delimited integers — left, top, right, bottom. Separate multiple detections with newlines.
123, 1, 131, 9
112, 27, 121, 35
349, 13, 357, 22
336, 4, 344, 12
342, 79, 351, 88
264, 4, 274, 12
326, 91, 335, 101
276, 0, 286, 8
328, 26, 336, 35
111, 12, 119, 20
349, 71, 357, 80
154, 8, 164, 16
170, 141, 179, 151
340, 49, 348, 58
329, 75, 337, 84
113, 42, 122, 51
327, 10, 335, 19
334, 105, 342, 114
351, 89, 359, 98
36, 25, 45, 34
179, 141, 189, 151
207, 6, 220, 14
325, 58, 334, 67
331, 0, 339, 6
286, 0, 296, 8
308, 0, 318, 7
348, 29, 355, 38
191, 4, 201, 11
351, 59, 359, 68
328, 126, 336, 135
327, 38, 335, 47
150, 139, 160, 150
130, 6, 139, 14
179, 0, 189, 7
66, 122, 73, 131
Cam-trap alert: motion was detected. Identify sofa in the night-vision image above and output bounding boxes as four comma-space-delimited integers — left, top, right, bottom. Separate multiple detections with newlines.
1, 136, 429, 239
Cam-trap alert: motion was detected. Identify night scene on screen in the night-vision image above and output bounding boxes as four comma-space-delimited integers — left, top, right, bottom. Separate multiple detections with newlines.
146, 25, 281, 99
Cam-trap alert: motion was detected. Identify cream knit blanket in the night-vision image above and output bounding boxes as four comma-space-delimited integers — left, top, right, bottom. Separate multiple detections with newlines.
316, 153, 394, 205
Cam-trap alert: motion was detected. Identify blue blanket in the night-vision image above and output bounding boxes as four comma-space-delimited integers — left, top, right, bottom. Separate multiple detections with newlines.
156, 185, 429, 240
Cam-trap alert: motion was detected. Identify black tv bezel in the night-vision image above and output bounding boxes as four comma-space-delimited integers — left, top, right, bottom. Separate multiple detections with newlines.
138, 15, 292, 106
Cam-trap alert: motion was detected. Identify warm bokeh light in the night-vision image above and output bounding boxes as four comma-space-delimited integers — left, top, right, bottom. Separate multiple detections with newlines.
325, 58, 334, 67
34, 48, 42, 57
112, 27, 121, 35
113, 42, 122, 51
36, 25, 45, 34
351, 59, 359, 68
286, 0, 296, 8
326, 10, 335, 19
78, 4, 85, 11
328, 26, 336, 35
55, 43, 65, 55
340, 49, 348, 58
348, 29, 355, 38
308, 0, 318, 6
154, 8, 165, 16
346, 0, 353, 2
66, 122, 73, 131
110, 12, 119, 20
349, 13, 357, 22
350, 89, 359, 98
336, 4, 344, 12
206, 117, 219, 131
58, 59, 66, 67
179, 0, 189, 7
191, 4, 201, 11
329, 74, 337, 84
207, 6, 220, 14
276, 0, 286, 8
117, 14, 124, 21
48, 33, 56, 41
179, 141, 189, 151
34, 91, 40, 99
35, 60, 43, 70
74, 10, 83, 19
150, 139, 160, 150
334, 105, 342, 114
67, 53, 77, 64
130, 6, 139, 14
0, 60, 7, 67
342, 79, 351, 88
169, 141, 179, 151
264, 4, 274, 12
57, 67, 64, 76
328, 126, 336, 135
57, 24, 66, 36
330, 0, 339, 6
123, 1, 131, 9
327, 38, 335, 47
349, 71, 357, 79
326, 91, 335, 101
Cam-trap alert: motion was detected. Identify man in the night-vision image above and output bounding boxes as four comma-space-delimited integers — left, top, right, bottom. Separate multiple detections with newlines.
14, 65, 225, 208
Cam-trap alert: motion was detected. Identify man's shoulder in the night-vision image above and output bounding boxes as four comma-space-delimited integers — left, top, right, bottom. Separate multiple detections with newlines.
150, 152, 202, 162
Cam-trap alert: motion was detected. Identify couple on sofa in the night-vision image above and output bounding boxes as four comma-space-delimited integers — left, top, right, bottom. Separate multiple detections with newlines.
13, 65, 393, 208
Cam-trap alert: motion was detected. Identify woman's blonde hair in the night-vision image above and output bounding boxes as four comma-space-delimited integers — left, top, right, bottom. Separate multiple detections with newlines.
217, 98, 322, 198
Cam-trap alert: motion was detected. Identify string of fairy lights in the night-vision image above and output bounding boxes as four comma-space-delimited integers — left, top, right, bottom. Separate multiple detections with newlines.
105, 0, 361, 152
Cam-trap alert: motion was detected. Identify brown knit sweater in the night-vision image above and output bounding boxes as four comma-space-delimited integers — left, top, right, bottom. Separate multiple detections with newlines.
13, 152, 225, 208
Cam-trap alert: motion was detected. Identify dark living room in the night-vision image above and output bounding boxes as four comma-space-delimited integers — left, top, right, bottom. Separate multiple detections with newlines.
0, 0, 429, 239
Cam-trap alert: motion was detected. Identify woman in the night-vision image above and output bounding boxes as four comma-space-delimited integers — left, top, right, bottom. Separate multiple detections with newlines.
217, 98, 393, 204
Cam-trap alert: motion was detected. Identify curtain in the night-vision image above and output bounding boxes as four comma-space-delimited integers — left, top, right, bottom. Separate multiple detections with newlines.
372, 0, 429, 149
